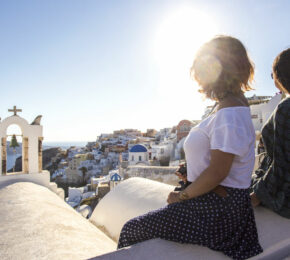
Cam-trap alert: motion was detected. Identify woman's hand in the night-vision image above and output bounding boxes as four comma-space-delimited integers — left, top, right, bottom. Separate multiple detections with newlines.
167, 191, 181, 204
250, 192, 261, 207
175, 171, 187, 183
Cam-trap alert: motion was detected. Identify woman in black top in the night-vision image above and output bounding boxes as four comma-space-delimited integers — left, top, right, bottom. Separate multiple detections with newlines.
251, 48, 290, 219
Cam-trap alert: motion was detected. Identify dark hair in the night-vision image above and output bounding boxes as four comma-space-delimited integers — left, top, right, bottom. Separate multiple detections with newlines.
190, 35, 254, 100
273, 48, 290, 94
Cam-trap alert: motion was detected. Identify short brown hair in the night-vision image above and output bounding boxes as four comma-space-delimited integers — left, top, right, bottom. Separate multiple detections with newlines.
273, 48, 290, 94
190, 36, 254, 100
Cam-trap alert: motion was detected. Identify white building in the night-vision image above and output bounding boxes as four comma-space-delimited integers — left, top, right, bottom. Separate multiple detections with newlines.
65, 167, 83, 184
52, 168, 66, 179
174, 137, 186, 160
156, 127, 172, 141
67, 147, 85, 159
128, 144, 149, 165
250, 94, 282, 131
150, 142, 174, 161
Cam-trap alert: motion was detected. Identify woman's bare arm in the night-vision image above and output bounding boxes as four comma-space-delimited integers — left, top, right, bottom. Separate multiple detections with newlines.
167, 150, 235, 203
184, 149, 234, 198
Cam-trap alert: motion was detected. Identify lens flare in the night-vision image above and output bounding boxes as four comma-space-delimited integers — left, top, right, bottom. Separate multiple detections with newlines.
193, 55, 222, 85
152, 6, 219, 119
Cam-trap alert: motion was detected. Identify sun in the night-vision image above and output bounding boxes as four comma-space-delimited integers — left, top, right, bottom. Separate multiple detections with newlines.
152, 6, 219, 119
154, 7, 217, 72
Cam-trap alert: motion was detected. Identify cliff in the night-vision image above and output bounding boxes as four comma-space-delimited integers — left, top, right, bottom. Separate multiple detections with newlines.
8, 147, 64, 173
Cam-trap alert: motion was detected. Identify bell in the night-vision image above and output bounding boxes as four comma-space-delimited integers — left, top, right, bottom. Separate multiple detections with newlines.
10, 134, 19, 149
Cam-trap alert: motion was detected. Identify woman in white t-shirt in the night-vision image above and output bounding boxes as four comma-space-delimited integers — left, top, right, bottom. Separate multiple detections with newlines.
118, 36, 263, 259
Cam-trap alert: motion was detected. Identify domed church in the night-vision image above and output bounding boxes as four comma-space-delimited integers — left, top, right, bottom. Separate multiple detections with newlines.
128, 144, 149, 165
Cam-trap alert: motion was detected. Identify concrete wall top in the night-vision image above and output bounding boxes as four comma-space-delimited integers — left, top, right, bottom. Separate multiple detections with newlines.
90, 177, 290, 260
0, 182, 116, 259
90, 177, 173, 241
0, 171, 50, 190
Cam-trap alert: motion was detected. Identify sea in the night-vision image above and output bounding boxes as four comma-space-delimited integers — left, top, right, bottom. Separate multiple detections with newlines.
7, 153, 20, 171
7, 141, 88, 171
43, 141, 88, 150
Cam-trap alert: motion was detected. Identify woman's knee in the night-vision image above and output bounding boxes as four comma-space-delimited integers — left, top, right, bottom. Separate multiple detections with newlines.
120, 217, 140, 234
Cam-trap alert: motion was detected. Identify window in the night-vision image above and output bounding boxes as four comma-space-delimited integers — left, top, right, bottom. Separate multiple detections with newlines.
132, 155, 134, 161
139, 156, 142, 161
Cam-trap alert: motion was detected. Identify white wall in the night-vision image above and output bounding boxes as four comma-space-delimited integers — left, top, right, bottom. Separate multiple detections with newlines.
90, 177, 173, 241
128, 152, 148, 165
0, 182, 116, 259
90, 177, 290, 260
124, 166, 179, 185
151, 143, 174, 160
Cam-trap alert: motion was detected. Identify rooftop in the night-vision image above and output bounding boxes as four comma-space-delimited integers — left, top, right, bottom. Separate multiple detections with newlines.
129, 144, 148, 153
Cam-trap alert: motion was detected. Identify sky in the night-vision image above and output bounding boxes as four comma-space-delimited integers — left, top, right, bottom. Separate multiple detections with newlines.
0, 0, 289, 142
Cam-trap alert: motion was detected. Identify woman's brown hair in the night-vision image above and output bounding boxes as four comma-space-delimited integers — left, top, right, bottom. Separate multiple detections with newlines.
190, 36, 254, 100
273, 48, 290, 94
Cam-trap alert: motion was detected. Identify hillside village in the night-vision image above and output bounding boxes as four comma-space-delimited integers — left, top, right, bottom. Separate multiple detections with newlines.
50, 120, 200, 212
44, 93, 282, 216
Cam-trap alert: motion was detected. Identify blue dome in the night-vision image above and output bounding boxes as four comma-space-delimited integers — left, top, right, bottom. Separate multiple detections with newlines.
129, 144, 148, 153
110, 173, 121, 181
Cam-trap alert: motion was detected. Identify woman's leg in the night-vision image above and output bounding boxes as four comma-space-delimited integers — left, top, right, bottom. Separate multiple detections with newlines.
117, 201, 194, 249
117, 190, 262, 260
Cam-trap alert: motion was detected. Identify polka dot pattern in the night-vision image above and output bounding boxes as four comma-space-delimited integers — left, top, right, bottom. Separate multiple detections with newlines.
118, 187, 263, 260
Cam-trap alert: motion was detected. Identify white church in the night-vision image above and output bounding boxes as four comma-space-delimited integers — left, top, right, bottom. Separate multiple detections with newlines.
0, 106, 289, 260
128, 144, 149, 165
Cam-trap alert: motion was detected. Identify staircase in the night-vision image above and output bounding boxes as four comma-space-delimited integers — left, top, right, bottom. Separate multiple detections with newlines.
48, 182, 65, 200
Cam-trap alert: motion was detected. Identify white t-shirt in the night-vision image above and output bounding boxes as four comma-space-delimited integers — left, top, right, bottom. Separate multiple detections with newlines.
183, 107, 255, 189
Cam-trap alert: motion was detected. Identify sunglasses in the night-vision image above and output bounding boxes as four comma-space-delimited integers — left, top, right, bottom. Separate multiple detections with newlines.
271, 72, 273, 79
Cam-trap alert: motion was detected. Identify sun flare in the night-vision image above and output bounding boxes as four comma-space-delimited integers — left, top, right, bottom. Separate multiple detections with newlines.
154, 7, 217, 67
153, 7, 219, 119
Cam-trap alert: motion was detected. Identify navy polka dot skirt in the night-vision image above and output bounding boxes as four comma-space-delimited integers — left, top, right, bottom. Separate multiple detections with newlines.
118, 187, 263, 260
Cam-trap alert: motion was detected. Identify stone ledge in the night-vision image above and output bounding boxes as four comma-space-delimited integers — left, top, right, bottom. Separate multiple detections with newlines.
90, 177, 290, 260
0, 170, 50, 190
91, 237, 290, 260
0, 182, 116, 259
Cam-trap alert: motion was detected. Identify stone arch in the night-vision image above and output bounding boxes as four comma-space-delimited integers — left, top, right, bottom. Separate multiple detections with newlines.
0, 116, 29, 136
0, 115, 43, 175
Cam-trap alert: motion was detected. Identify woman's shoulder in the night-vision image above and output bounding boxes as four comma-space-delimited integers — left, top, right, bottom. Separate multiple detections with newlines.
216, 106, 250, 114
214, 106, 251, 125
198, 106, 252, 132
199, 107, 254, 138
274, 97, 290, 125
277, 96, 290, 112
